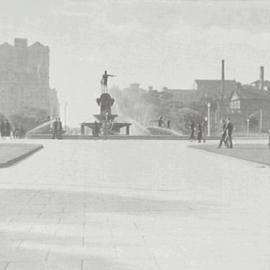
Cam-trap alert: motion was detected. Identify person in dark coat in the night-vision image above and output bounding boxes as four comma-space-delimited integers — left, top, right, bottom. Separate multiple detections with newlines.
197, 122, 203, 143
218, 119, 228, 148
158, 116, 164, 127
52, 119, 58, 139
56, 118, 63, 139
52, 118, 63, 139
226, 118, 234, 148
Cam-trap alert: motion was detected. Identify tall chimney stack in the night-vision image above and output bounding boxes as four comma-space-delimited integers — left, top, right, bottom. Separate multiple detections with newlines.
260, 66, 264, 91
221, 59, 225, 99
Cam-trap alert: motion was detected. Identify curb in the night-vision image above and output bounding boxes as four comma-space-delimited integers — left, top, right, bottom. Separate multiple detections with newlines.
0, 145, 44, 168
27, 134, 220, 140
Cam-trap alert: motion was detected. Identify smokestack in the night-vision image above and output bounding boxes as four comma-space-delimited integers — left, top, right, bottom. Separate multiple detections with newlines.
221, 59, 225, 99
260, 66, 264, 91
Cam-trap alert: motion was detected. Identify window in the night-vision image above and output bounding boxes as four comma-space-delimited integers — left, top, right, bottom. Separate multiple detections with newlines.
230, 100, 240, 110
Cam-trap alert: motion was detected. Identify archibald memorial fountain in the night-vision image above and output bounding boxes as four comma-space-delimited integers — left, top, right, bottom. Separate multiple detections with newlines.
80, 71, 131, 136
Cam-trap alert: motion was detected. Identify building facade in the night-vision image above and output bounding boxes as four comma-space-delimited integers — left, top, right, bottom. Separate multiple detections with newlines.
195, 79, 238, 99
229, 86, 270, 132
0, 38, 59, 118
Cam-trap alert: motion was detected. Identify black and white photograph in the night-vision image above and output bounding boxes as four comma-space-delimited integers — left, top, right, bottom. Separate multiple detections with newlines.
0, 0, 270, 269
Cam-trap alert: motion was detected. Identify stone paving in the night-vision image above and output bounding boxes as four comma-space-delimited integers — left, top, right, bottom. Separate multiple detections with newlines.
0, 139, 269, 269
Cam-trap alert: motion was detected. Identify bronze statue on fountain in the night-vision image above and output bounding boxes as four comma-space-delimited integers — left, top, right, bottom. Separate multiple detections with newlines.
81, 71, 131, 136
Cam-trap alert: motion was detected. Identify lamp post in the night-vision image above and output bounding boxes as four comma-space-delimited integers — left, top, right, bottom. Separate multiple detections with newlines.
207, 102, 211, 136
247, 118, 250, 136
259, 108, 263, 133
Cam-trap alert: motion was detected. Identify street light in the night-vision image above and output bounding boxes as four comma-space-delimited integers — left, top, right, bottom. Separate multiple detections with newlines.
247, 118, 250, 136
207, 102, 211, 136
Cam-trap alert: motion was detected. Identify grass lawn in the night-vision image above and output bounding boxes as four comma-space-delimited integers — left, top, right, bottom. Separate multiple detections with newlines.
0, 143, 43, 167
190, 143, 270, 166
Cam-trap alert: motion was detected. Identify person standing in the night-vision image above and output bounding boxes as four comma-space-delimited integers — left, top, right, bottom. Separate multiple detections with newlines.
197, 122, 202, 143
56, 118, 63, 139
226, 118, 234, 148
167, 120, 171, 129
52, 118, 62, 139
189, 120, 195, 141
201, 119, 207, 143
158, 116, 164, 127
94, 121, 99, 137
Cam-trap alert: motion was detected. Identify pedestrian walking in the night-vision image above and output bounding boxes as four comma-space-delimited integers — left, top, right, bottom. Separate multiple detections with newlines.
226, 118, 234, 148
218, 120, 228, 148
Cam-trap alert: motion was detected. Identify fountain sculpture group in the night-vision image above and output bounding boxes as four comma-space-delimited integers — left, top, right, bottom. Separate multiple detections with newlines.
80, 72, 131, 136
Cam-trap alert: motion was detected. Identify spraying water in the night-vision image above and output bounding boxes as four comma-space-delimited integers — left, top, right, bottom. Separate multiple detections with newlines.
114, 102, 182, 136
26, 119, 55, 137
147, 126, 182, 136
114, 103, 151, 135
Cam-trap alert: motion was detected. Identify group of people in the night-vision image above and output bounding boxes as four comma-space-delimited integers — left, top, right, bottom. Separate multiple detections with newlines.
158, 116, 171, 129
189, 117, 234, 147
0, 119, 11, 138
218, 118, 234, 148
0, 119, 25, 139
189, 120, 207, 143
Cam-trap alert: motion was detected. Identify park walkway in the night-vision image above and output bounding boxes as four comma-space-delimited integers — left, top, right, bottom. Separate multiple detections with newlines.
0, 139, 269, 269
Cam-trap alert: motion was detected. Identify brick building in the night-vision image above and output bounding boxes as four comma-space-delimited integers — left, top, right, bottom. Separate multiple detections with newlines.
0, 38, 59, 118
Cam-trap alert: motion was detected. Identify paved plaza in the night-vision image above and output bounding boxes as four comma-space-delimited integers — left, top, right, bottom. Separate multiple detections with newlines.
0, 139, 269, 269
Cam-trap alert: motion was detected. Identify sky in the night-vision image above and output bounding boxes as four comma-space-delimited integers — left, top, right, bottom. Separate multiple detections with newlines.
1, 0, 270, 125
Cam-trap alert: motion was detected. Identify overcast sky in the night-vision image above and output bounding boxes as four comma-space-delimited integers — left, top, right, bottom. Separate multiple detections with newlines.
0, 0, 270, 124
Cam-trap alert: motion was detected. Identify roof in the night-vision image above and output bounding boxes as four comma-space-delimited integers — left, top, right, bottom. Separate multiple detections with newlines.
0, 42, 13, 49
195, 79, 236, 83
163, 89, 199, 103
29, 42, 47, 49
231, 85, 270, 100
195, 79, 238, 98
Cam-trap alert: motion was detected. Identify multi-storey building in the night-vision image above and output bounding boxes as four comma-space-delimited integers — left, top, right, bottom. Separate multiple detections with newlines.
0, 38, 59, 118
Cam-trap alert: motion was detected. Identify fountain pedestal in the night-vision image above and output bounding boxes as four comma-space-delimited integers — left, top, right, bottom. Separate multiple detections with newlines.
81, 93, 131, 136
